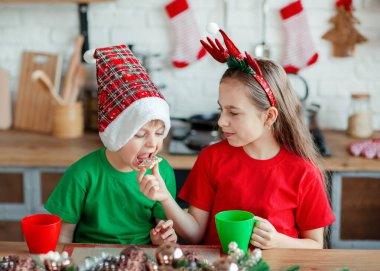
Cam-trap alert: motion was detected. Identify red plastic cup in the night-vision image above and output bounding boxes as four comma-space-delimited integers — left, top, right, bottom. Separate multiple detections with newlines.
21, 214, 62, 254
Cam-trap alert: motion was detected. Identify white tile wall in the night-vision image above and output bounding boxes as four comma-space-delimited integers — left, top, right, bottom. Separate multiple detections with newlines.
0, 0, 379, 130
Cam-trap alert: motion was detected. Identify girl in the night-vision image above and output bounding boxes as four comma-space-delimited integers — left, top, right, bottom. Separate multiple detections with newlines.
138, 25, 335, 249
45, 45, 177, 245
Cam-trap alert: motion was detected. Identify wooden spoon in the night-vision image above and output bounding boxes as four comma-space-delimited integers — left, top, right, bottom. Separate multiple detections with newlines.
67, 64, 87, 104
32, 70, 65, 105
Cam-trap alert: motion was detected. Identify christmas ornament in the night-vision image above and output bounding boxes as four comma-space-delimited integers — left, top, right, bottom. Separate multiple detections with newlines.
322, 0, 367, 57
279, 0, 318, 74
165, 0, 207, 68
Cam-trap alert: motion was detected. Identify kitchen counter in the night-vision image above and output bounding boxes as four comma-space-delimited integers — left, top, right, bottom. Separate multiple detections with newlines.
1, 129, 379, 248
1, 241, 380, 270
0, 129, 379, 171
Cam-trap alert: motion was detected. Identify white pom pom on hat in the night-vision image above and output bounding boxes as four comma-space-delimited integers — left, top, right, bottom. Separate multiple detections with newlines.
83, 49, 96, 64
206, 22, 220, 35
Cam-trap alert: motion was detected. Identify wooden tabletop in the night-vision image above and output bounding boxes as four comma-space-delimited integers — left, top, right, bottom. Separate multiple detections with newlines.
0, 242, 379, 271
0, 129, 379, 171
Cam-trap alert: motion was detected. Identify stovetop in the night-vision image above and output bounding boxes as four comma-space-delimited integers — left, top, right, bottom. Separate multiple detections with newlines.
168, 126, 331, 157
168, 125, 219, 155
168, 139, 200, 155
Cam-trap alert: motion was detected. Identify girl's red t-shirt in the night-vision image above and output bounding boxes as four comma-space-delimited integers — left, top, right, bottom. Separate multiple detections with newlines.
178, 140, 335, 245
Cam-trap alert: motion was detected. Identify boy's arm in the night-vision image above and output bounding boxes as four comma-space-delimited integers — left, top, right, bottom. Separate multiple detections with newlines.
151, 219, 177, 245
59, 222, 76, 243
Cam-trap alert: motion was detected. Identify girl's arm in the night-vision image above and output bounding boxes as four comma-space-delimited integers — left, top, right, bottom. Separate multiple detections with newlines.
160, 197, 209, 244
138, 165, 209, 244
59, 222, 76, 243
251, 216, 324, 249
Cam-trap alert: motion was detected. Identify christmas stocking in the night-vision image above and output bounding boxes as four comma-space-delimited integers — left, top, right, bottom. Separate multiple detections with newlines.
165, 0, 206, 68
280, 0, 318, 73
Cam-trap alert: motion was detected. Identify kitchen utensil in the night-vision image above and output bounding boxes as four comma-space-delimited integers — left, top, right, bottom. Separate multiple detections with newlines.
32, 70, 65, 105
62, 35, 84, 103
223, 0, 229, 29
254, 0, 270, 58
0, 68, 12, 130
14, 52, 62, 133
171, 112, 219, 134
52, 101, 84, 138
171, 113, 220, 150
183, 130, 220, 151
67, 64, 87, 104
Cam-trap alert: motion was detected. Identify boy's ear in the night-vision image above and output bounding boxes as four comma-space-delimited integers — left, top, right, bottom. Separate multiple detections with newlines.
264, 107, 278, 126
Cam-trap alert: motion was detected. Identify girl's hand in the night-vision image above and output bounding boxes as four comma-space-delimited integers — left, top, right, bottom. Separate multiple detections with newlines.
137, 164, 171, 202
250, 216, 280, 249
150, 220, 177, 245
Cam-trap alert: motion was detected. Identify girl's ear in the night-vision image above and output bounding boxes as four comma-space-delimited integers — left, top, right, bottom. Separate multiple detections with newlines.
264, 107, 278, 127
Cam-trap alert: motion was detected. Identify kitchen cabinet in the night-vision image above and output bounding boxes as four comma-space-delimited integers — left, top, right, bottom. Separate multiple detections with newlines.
0, 130, 379, 248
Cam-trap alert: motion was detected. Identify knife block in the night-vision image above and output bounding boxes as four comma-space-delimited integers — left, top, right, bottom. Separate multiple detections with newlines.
52, 102, 84, 138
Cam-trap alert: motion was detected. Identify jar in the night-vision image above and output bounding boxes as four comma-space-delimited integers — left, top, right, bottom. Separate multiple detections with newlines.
347, 93, 373, 138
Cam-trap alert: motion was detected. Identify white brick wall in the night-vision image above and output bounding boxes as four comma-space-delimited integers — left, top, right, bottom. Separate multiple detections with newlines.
0, 0, 379, 130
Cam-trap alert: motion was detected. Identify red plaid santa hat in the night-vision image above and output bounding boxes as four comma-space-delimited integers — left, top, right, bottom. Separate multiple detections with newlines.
84, 45, 170, 151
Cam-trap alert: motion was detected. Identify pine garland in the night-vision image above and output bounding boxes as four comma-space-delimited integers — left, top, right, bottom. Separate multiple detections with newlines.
226, 57, 254, 75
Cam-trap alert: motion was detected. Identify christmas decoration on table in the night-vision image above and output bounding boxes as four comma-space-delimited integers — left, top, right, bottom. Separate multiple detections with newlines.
1, 255, 38, 271
75, 242, 270, 271
322, 0, 367, 57
0, 251, 76, 271
165, 0, 207, 68
279, 0, 319, 74
348, 139, 380, 160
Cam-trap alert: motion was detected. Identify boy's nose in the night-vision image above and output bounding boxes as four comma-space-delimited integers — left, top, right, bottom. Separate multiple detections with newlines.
145, 135, 157, 147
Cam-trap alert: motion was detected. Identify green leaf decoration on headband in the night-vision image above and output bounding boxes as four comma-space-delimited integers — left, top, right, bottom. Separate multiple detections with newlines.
227, 57, 254, 75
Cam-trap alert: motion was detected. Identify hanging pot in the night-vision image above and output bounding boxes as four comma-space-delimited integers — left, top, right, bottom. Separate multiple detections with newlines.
171, 113, 220, 150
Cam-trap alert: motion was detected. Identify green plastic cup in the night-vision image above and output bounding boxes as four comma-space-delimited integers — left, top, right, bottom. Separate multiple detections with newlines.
215, 210, 259, 254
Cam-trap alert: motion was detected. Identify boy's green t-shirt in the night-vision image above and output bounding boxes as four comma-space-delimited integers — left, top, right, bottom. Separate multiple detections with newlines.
44, 148, 176, 244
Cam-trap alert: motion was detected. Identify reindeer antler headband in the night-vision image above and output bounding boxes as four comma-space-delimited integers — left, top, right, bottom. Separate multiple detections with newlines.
200, 23, 277, 107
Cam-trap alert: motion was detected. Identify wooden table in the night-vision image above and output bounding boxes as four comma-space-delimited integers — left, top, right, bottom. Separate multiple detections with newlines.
0, 242, 379, 271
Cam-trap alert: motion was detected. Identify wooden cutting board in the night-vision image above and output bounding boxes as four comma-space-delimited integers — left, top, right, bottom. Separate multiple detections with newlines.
0, 68, 12, 130
14, 52, 62, 133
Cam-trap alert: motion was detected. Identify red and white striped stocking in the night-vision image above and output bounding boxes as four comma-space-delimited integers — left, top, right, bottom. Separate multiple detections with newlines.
280, 0, 318, 73
165, 0, 206, 68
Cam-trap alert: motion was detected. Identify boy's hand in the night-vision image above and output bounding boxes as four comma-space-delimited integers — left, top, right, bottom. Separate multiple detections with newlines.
137, 163, 171, 202
250, 216, 280, 249
150, 220, 177, 245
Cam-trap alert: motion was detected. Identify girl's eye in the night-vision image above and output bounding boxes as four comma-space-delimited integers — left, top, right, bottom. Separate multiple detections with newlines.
230, 111, 239, 116
155, 132, 164, 136
217, 107, 222, 111
135, 133, 145, 138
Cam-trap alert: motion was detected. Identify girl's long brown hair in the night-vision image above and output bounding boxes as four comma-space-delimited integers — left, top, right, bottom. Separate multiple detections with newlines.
220, 59, 325, 185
